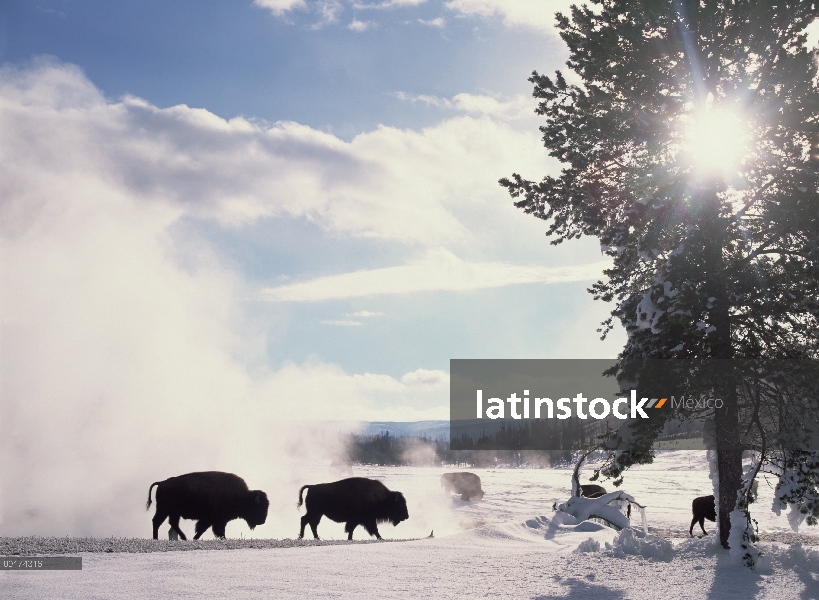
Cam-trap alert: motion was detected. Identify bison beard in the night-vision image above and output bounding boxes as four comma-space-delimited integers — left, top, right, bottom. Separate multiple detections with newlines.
690, 495, 717, 536
146, 471, 269, 540
297, 477, 409, 540
441, 472, 484, 501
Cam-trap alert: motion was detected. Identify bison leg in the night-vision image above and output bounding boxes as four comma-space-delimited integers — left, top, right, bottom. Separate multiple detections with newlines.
299, 514, 308, 539
309, 515, 321, 539
461, 493, 472, 501
362, 520, 381, 540
152, 510, 169, 540
168, 515, 187, 541
211, 522, 227, 539
690, 516, 708, 536
193, 520, 212, 540
300, 513, 321, 539
344, 521, 359, 540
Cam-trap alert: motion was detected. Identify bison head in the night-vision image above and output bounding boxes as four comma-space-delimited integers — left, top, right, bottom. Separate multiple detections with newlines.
389, 492, 409, 526
243, 490, 270, 529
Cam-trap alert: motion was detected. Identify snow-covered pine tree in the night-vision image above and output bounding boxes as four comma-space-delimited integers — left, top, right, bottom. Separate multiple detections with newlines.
501, 0, 819, 555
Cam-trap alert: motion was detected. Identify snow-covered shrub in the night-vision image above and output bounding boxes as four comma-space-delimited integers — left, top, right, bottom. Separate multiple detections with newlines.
556, 491, 646, 533
574, 537, 601, 553
727, 508, 759, 568
772, 450, 819, 529
606, 529, 673, 562
728, 465, 762, 568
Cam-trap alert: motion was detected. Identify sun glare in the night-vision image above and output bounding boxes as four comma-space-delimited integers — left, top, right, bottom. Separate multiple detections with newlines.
682, 103, 749, 180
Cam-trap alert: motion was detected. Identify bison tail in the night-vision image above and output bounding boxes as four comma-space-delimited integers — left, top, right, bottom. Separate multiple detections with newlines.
297, 485, 310, 508
146, 482, 160, 511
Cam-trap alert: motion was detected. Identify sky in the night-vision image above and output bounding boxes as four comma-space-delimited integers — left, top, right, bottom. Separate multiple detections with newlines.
0, 1, 627, 535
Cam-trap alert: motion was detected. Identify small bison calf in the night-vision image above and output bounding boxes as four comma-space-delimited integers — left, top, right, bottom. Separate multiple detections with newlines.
690, 494, 716, 536
441, 472, 485, 501
147, 471, 269, 540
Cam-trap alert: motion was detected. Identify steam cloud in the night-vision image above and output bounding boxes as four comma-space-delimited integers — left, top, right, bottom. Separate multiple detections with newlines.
0, 59, 453, 539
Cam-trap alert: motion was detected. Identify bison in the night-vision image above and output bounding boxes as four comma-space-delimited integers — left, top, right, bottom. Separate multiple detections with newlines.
146, 471, 269, 540
689, 494, 716, 536
441, 472, 485, 501
297, 477, 409, 540
580, 484, 607, 498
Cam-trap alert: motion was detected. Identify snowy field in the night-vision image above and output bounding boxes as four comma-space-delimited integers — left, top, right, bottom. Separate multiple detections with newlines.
3, 451, 818, 599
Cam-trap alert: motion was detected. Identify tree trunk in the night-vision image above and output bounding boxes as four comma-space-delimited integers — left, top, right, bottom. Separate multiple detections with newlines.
715, 382, 743, 548
711, 279, 743, 550
701, 190, 743, 549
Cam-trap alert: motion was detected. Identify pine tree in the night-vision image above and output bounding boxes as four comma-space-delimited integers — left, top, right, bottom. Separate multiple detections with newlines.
502, 0, 819, 553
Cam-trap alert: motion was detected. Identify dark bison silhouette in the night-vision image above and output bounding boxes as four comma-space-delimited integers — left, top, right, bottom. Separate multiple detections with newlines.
441, 472, 485, 501
580, 484, 607, 498
297, 477, 409, 540
146, 471, 269, 540
690, 494, 716, 536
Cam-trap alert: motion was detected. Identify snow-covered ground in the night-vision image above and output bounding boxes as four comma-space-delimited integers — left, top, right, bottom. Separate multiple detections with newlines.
325, 450, 817, 541
3, 451, 818, 599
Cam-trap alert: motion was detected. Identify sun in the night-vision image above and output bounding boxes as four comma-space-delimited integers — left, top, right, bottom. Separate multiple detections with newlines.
680, 100, 750, 181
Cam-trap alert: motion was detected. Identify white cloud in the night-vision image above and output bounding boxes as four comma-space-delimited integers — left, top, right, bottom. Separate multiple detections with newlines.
0, 61, 551, 248
445, 0, 575, 33
418, 17, 446, 28
311, 0, 344, 26
254, 0, 573, 33
250, 361, 449, 420
320, 319, 363, 326
395, 90, 534, 119
253, 0, 307, 17
352, 0, 428, 9
348, 17, 375, 31
321, 310, 384, 324
260, 247, 610, 301
452, 92, 532, 117
254, 0, 342, 27
400, 368, 449, 389
393, 90, 450, 108
37, 6, 66, 18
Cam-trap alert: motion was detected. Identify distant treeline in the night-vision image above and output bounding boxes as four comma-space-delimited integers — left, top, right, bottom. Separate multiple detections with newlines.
342, 417, 704, 468
450, 415, 705, 452
342, 432, 576, 468
450, 417, 601, 452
